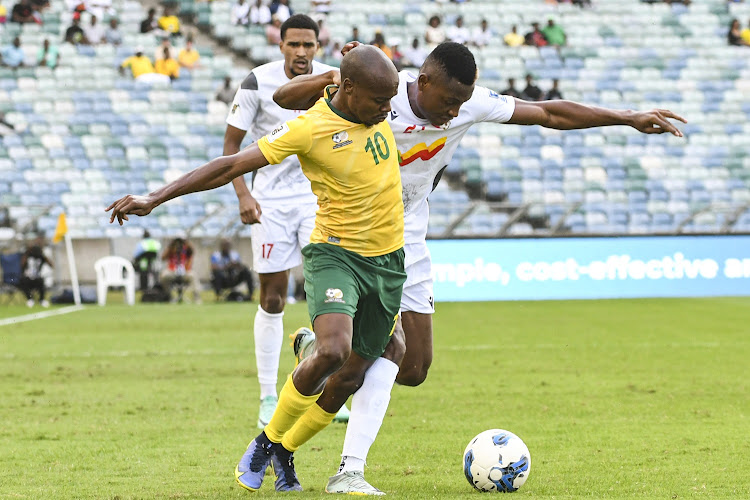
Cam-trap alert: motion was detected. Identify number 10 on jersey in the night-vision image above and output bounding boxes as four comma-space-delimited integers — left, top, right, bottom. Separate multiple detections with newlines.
365, 131, 390, 165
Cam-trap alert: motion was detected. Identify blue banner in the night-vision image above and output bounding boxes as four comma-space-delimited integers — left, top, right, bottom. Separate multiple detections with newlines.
426, 236, 750, 301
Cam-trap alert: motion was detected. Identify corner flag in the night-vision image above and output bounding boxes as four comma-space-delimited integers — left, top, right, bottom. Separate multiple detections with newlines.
52, 213, 68, 244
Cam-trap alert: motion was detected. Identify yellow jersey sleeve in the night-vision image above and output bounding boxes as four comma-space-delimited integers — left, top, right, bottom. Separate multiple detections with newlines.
257, 116, 313, 165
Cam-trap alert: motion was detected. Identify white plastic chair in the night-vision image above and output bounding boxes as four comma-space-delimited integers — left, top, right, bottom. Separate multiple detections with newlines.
94, 256, 136, 306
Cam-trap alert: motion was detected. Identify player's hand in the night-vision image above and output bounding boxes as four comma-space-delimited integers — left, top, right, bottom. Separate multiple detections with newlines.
105, 195, 156, 225
331, 69, 341, 86
340, 41, 361, 57
630, 109, 687, 137
238, 193, 262, 224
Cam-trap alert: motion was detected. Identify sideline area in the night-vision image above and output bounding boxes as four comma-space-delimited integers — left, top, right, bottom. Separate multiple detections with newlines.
0, 305, 86, 327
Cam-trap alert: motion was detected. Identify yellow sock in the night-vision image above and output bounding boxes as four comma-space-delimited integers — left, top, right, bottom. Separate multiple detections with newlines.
281, 402, 337, 452
265, 375, 320, 444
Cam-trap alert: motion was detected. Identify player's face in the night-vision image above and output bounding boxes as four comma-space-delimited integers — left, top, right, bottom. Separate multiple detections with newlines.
417, 74, 474, 126
350, 78, 399, 127
280, 28, 319, 78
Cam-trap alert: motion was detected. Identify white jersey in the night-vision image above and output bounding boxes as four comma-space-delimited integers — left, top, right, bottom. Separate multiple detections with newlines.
226, 59, 335, 204
389, 71, 516, 244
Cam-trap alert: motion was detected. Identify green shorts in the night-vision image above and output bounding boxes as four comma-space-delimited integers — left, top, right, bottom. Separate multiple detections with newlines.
302, 243, 406, 360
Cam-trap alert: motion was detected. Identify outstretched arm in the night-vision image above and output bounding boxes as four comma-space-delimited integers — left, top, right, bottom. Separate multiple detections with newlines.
106, 144, 270, 225
273, 69, 340, 110
508, 99, 686, 136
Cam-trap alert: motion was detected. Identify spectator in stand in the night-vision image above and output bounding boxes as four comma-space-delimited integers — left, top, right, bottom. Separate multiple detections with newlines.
403, 37, 427, 67
743, 19, 750, 45
545, 78, 563, 100
160, 236, 201, 304
311, 0, 330, 16
504, 25, 524, 47
84, 14, 105, 45
37, 38, 60, 68
178, 38, 200, 69
521, 73, 544, 101
140, 7, 158, 33
525, 21, 548, 47
20, 236, 53, 308
472, 19, 493, 48
249, 0, 271, 24
327, 40, 343, 63
1, 36, 25, 67
155, 47, 179, 81
11, 0, 35, 23
120, 46, 170, 85
265, 14, 282, 44
105, 18, 122, 45
64, 14, 88, 44
269, 0, 291, 23
232, 0, 250, 26
501, 77, 521, 98
317, 18, 330, 47
728, 19, 749, 46
542, 18, 566, 46
447, 15, 470, 45
391, 38, 404, 70
425, 15, 446, 47
210, 239, 255, 300
158, 6, 181, 37
154, 36, 171, 61
216, 76, 235, 105
0, 1, 8, 24
371, 31, 392, 59
350, 26, 361, 43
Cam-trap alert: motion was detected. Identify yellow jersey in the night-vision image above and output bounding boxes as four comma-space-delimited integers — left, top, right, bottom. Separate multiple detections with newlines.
121, 55, 154, 78
155, 58, 179, 78
257, 89, 404, 257
158, 15, 180, 34
178, 48, 200, 67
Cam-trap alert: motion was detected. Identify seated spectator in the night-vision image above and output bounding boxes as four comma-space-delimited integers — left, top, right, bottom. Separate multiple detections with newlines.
525, 22, 548, 47
425, 15, 446, 47
11, 0, 35, 23
20, 236, 53, 308
155, 47, 179, 81
728, 19, 748, 46
210, 239, 254, 300
216, 76, 235, 105
160, 236, 201, 304
311, 0, 329, 16
158, 6, 181, 37
232, 0, 250, 26
120, 47, 171, 85
154, 36, 171, 61
133, 229, 162, 291
403, 37, 427, 68
473, 19, 493, 48
743, 19, 750, 46
37, 38, 60, 68
326, 40, 343, 63
178, 38, 200, 69
249, 0, 271, 25
105, 18, 122, 45
317, 18, 330, 47
269, 0, 291, 23
371, 31, 392, 59
542, 19, 566, 46
266, 15, 282, 44
140, 7, 158, 33
391, 38, 404, 70
350, 26, 361, 43
504, 25, 524, 47
521, 73, 543, 101
447, 15, 470, 45
501, 77, 521, 98
84, 14, 104, 45
64, 15, 88, 44
1, 36, 25, 68
0, 1, 8, 24
545, 78, 563, 100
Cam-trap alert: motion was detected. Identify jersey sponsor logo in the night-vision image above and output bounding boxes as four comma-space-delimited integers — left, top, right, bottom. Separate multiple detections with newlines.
332, 131, 353, 149
389, 110, 399, 121
327, 236, 341, 244
266, 123, 289, 143
324, 288, 345, 303
231, 103, 239, 114
398, 137, 447, 166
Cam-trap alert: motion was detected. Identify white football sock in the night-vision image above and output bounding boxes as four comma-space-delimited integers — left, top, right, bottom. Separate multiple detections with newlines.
254, 305, 284, 399
339, 456, 366, 474
341, 357, 399, 466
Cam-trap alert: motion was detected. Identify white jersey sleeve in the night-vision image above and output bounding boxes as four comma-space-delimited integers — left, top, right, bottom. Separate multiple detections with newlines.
474, 86, 516, 124
226, 72, 261, 132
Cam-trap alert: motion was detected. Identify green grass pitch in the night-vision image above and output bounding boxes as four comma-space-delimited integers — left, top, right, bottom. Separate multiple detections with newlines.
1, 298, 749, 498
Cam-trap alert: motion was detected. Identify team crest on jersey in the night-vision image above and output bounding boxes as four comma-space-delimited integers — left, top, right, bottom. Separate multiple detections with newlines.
267, 123, 289, 143
325, 288, 345, 303
332, 131, 353, 149
231, 103, 240, 114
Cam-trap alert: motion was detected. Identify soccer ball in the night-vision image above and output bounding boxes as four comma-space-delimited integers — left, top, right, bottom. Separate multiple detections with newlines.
463, 429, 531, 492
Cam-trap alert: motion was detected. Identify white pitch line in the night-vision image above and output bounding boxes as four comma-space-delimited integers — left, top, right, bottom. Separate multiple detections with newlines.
0, 305, 85, 327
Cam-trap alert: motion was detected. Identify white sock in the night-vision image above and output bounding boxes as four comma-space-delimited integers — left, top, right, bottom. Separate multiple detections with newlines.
253, 305, 284, 399
341, 357, 399, 466
339, 456, 366, 474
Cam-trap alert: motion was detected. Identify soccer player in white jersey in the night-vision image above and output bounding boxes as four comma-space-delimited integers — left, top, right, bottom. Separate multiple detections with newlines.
275, 42, 686, 494
223, 14, 347, 429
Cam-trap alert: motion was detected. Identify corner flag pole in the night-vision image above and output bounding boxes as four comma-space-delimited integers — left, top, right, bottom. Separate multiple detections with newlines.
53, 213, 81, 306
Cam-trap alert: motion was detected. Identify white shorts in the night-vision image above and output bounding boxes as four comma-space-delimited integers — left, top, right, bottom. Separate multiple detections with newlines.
251, 202, 317, 274
400, 240, 435, 314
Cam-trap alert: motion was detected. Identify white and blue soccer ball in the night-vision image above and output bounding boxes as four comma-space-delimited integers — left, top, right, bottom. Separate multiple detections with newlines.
463, 429, 531, 493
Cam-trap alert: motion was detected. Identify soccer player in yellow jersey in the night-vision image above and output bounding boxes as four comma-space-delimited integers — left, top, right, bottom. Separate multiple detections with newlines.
106, 45, 403, 493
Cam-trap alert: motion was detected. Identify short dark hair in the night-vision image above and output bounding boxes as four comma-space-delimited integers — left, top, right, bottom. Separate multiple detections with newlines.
280, 14, 319, 41
424, 42, 476, 86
